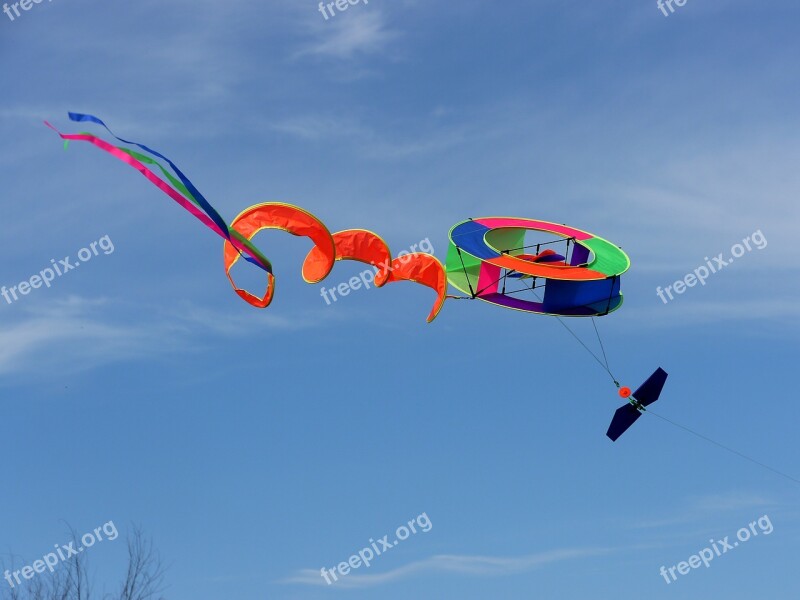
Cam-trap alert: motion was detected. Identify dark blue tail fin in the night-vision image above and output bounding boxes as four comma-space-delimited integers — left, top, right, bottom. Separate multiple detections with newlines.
606, 368, 668, 441
633, 367, 668, 407
606, 404, 642, 441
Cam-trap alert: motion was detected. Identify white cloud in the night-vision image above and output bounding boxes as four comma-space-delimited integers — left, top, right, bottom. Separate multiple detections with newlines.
297, 9, 400, 59
620, 299, 800, 329
167, 303, 328, 336
264, 113, 472, 159
265, 115, 370, 141
630, 491, 778, 530
282, 547, 609, 588
0, 296, 326, 378
0, 297, 163, 376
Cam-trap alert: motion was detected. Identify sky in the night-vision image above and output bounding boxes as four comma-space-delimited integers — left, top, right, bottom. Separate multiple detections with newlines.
1, 0, 799, 598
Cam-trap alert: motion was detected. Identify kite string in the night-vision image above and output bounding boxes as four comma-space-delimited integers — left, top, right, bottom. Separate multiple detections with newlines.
582, 306, 799, 485
524, 279, 620, 385
551, 314, 619, 385
592, 317, 613, 377
512, 257, 798, 485
645, 409, 800, 486
549, 300, 799, 485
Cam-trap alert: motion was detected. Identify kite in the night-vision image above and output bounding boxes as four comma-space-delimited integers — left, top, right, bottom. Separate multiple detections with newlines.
45, 113, 665, 440
446, 217, 630, 316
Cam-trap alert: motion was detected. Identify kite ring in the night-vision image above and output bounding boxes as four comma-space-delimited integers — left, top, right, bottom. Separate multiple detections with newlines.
445, 217, 630, 317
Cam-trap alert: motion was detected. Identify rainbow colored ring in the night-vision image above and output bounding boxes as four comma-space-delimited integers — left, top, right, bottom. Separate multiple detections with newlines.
445, 217, 630, 316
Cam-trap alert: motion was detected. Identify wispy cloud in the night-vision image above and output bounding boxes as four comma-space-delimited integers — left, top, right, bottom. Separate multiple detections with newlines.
282, 547, 609, 588
297, 9, 400, 59
265, 114, 370, 141
264, 112, 471, 159
630, 491, 778, 530
0, 297, 164, 377
167, 303, 331, 336
620, 299, 800, 330
0, 296, 326, 378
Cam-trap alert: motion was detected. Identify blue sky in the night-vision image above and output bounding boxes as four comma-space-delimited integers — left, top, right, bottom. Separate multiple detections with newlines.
1, 0, 799, 598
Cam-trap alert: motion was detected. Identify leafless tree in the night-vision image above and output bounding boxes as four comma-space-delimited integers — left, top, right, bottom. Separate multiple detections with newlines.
116, 527, 166, 600
1, 526, 166, 600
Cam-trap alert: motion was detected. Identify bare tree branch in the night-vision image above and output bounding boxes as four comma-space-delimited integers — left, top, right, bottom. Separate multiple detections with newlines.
1, 526, 166, 600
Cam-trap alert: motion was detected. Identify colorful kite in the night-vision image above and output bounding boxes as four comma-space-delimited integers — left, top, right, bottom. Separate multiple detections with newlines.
446, 217, 630, 317
45, 113, 666, 440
